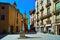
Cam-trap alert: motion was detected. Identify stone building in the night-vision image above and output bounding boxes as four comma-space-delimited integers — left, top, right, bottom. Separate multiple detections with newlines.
24, 12, 28, 32
30, 10, 36, 32
35, 0, 60, 35
0, 2, 23, 34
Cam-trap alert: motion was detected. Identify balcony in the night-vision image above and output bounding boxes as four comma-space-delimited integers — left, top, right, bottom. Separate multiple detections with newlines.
56, 19, 60, 23
30, 10, 35, 15
44, 13, 51, 18
31, 21, 34, 25
53, 0, 57, 2
40, 0, 43, 4
46, 2, 51, 8
40, 13, 52, 20
37, 12, 39, 14
40, 20, 43, 25
47, 13, 52, 17
46, 19, 51, 24
53, 10, 60, 15
40, 6, 44, 11
37, 19, 39, 22
40, 15, 44, 20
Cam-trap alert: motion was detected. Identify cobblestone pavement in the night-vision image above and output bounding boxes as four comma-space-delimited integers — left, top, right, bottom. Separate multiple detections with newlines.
1, 33, 60, 40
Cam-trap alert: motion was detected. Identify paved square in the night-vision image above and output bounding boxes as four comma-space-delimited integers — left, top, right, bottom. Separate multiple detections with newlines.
1, 33, 60, 40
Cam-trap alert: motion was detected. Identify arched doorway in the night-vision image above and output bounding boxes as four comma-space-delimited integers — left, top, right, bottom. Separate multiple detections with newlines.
16, 26, 18, 33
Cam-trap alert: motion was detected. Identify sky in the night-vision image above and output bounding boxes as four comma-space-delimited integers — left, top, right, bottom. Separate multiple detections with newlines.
0, 0, 35, 29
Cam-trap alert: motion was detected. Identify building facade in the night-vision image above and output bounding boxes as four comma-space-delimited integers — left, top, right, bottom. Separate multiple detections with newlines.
30, 10, 35, 26
35, 0, 60, 35
30, 10, 36, 32
0, 2, 23, 34
24, 12, 28, 32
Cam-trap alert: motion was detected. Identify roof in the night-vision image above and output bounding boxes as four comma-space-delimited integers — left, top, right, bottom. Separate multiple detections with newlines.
30, 9, 35, 15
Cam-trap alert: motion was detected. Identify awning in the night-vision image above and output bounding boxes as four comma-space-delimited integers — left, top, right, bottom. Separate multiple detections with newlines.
45, 24, 51, 26
49, 28, 54, 32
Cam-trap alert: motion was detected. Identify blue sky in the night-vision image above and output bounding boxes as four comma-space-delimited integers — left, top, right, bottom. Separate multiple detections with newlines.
0, 0, 35, 29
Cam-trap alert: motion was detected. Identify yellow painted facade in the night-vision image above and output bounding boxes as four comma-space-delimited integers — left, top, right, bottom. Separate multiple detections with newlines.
0, 2, 23, 34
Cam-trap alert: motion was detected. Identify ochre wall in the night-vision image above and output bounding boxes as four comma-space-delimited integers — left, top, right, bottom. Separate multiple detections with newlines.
0, 4, 9, 33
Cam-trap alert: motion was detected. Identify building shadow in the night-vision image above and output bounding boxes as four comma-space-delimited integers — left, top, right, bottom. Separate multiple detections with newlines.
0, 34, 7, 39
18, 36, 42, 39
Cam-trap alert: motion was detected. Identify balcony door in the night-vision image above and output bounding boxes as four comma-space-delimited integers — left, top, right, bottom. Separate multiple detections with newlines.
16, 26, 18, 33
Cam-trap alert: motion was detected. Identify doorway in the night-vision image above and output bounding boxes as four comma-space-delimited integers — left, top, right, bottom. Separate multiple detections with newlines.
10, 26, 13, 34
46, 26, 51, 33
59, 29, 60, 35
16, 26, 18, 33
41, 27, 44, 32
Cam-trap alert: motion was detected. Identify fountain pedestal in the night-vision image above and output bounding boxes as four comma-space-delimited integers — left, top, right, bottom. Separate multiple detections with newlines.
20, 21, 25, 38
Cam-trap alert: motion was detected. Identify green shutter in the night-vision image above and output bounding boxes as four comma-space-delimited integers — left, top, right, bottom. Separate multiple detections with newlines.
56, 2, 60, 11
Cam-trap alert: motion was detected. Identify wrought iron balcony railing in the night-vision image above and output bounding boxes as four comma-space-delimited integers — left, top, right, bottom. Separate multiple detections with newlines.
46, 19, 51, 24
53, 10, 60, 15
55, 19, 60, 23
40, 13, 52, 20
37, 18, 39, 22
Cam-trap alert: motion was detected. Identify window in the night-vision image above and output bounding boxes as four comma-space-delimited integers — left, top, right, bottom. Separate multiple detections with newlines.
16, 18, 18, 24
56, 14, 60, 19
37, 2, 38, 8
37, 12, 39, 14
37, 23, 39, 26
10, 26, 13, 33
41, 20, 43, 25
1, 15, 5, 20
37, 19, 39, 22
47, 8, 50, 13
16, 26, 18, 32
56, 2, 60, 11
40, 0, 43, 5
40, 6, 43, 11
17, 13, 18, 17
1, 6, 5, 9
47, 0, 50, 3
46, 18, 51, 24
